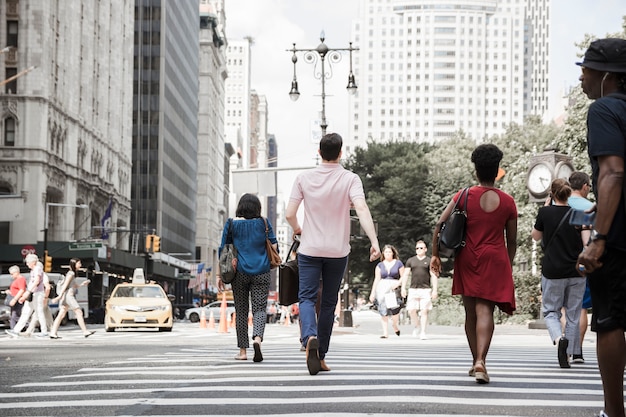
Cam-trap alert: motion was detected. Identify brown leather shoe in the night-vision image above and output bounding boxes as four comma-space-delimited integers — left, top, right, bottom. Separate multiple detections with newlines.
305, 336, 321, 375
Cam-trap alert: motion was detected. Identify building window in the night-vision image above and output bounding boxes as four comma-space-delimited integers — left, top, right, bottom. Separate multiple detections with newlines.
4, 67, 17, 93
4, 117, 15, 146
7, 20, 18, 47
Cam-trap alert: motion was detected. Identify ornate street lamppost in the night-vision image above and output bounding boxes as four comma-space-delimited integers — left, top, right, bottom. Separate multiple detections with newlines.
288, 31, 358, 136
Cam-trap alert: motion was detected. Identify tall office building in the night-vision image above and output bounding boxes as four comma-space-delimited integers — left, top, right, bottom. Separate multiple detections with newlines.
224, 38, 252, 169
132, 0, 199, 255
0, 0, 133, 248
197, 0, 228, 278
349, 0, 549, 148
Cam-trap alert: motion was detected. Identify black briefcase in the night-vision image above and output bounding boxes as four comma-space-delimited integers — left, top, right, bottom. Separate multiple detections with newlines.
278, 239, 300, 306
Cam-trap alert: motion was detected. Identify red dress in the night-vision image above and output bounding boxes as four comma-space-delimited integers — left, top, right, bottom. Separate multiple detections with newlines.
451, 186, 517, 314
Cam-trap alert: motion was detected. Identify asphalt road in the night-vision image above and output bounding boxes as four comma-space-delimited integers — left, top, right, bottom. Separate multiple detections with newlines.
0, 311, 605, 417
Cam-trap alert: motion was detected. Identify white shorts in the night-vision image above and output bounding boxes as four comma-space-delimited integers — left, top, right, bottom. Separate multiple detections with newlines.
406, 288, 432, 311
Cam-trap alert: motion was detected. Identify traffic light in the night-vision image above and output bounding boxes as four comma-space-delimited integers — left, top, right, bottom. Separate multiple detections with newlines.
145, 234, 154, 252
152, 235, 160, 252
44, 250, 53, 273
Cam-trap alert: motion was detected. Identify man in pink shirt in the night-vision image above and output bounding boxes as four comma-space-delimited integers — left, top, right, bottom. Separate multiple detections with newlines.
286, 132, 380, 375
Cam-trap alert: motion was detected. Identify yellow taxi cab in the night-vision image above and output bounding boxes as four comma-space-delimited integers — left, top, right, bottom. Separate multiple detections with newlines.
104, 269, 173, 332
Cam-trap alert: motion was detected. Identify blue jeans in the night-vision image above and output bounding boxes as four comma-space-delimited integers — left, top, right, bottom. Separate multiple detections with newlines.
298, 254, 348, 360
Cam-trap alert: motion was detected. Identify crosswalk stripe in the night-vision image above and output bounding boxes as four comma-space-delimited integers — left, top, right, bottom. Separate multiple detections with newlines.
1, 330, 605, 416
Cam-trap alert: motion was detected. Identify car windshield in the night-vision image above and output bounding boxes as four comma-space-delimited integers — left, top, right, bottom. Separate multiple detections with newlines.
113, 286, 164, 298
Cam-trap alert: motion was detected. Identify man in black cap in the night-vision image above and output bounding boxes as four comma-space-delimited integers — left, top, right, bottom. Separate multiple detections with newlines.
576, 37, 626, 417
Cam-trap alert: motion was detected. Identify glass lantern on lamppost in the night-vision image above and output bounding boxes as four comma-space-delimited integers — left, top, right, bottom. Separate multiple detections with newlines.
288, 31, 358, 137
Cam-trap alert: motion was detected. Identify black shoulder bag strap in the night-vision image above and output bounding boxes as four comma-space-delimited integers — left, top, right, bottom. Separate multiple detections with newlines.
226, 218, 234, 244
543, 208, 573, 253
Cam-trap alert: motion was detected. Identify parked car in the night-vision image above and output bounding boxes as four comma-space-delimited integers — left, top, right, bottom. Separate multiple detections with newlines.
104, 281, 173, 332
0, 303, 9, 328
185, 301, 235, 323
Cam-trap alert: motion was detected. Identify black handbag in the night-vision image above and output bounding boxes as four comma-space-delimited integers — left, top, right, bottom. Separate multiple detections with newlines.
278, 239, 300, 306
218, 219, 238, 284
438, 187, 470, 258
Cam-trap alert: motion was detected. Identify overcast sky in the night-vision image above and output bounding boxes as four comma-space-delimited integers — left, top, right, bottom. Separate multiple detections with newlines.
224, 0, 624, 197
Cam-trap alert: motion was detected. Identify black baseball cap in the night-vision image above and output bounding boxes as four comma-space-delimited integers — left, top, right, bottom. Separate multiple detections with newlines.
577, 38, 626, 73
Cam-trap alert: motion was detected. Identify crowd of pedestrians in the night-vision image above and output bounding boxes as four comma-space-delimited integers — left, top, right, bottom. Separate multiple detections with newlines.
4, 255, 92, 339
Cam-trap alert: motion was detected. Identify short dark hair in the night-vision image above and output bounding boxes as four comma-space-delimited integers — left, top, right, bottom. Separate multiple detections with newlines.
319, 133, 342, 161
568, 171, 590, 191
471, 144, 503, 182
235, 193, 262, 219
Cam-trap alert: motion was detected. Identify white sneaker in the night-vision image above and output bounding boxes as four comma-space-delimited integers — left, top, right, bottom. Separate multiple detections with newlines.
420, 332, 428, 340
5, 329, 18, 338
412, 328, 419, 338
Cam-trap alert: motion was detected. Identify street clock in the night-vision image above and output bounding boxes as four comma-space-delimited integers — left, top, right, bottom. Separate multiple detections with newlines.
527, 150, 574, 203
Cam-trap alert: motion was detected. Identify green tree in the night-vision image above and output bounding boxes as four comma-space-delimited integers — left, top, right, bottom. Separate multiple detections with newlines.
344, 141, 432, 288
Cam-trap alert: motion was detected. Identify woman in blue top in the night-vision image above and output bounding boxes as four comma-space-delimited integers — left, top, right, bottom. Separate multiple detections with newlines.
369, 244, 405, 338
218, 193, 278, 362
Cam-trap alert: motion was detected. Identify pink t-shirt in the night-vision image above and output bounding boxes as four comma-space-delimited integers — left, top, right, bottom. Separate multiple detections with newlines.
289, 162, 365, 258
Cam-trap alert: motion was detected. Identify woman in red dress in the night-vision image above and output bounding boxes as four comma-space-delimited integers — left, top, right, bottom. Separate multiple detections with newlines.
431, 144, 518, 384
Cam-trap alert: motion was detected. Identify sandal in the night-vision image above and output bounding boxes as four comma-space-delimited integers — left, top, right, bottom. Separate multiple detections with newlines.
474, 360, 489, 384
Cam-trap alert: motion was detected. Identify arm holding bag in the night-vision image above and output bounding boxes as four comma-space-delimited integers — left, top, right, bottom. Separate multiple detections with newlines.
438, 187, 469, 258
218, 219, 238, 284
279, 238, 300, 306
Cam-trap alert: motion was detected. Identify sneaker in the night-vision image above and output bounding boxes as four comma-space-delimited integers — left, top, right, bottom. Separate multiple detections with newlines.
35, 332, 49, 338
420, 333, 428, 340
572, 354, 585, 364
5, 329, 18, 338
412, 328, 419, 338
558, 337, 570, 368
595, 411, 609, 417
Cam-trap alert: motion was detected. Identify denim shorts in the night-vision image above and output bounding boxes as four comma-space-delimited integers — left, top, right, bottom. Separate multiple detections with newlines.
589, 247, 626, 333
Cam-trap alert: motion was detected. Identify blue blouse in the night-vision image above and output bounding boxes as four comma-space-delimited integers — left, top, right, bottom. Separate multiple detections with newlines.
219, 217, 278, 275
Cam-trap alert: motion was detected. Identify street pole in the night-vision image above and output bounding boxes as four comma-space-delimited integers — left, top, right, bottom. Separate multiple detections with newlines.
288, 31, 358, 137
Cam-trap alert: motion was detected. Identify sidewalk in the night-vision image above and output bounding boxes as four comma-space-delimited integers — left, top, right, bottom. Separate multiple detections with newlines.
334, 310, 595, 349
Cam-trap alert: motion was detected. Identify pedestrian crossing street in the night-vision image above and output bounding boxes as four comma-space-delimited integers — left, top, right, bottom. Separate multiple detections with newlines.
0, 325, 605, 417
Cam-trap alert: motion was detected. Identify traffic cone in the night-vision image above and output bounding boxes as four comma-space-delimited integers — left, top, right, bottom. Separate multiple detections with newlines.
199, 309, 207, 328
218, 292, 229, 333
208, 310, 216, 329
230, 312, 236, 328
284, 311, 291, 326
248, 312, 253, 327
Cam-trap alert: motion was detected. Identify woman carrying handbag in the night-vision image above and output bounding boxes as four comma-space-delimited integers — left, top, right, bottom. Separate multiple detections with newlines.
217, 193, 278, 362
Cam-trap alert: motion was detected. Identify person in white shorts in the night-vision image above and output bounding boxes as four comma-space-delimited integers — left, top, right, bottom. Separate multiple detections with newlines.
401, 240, 438, 339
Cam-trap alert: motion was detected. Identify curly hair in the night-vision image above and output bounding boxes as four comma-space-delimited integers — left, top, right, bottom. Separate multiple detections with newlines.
471, 143, 503, 182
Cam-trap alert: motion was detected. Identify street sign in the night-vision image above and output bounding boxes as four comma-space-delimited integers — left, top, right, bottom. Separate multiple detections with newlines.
69, 242, 103, 251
